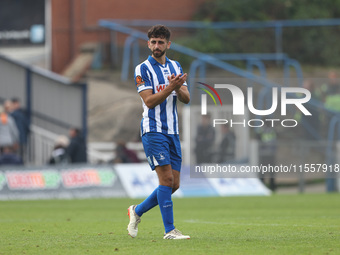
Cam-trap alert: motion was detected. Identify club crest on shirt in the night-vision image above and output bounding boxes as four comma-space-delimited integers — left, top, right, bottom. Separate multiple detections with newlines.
158, 152, 165, 160
135, 75, 145, 87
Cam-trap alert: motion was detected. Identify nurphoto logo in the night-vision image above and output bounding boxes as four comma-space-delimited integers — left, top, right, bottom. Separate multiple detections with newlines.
198, 82, 312, 128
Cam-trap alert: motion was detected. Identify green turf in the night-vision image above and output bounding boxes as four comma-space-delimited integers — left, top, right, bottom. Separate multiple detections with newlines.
0, 194, 339, 255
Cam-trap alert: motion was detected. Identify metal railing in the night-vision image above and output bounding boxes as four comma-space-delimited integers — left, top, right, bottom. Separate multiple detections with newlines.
107, 18, 340, 57
0, 54, 87, 140
28, 125, 59, 166
98, 20, 287, 88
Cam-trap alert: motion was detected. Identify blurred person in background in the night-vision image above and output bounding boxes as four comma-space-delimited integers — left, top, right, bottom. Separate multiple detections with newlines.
256, 121, 277, 191
195, 114, 215, 164
3, 99, 12, 114
319, 72, 340, 134
112, 140, 140, 163
9, 98, 30, 160
323, 72, 340, 111
0, 145, 23, 166
0, 104, 19, 153
48, 135, 69, 165
325, 94, 340, 112
320, 70, 339, 100
65, 127, 87, 163
217, 125, 236, 163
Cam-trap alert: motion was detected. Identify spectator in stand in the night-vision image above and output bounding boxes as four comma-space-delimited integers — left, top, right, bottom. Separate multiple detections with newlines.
0, 145, 23, 165
112, 140, 141, 163
9, 98, 30, 160
48, 135, 69, 165
318, 71, 340, 132
323, 72, 340, 111
325, 94, 340, 112
256, 122, 277, 191
3, 99, 12, 114
0, 104, 19, 152
217, 125, 236, 163
321, 70, 340, 100
65, 127, 87, 163
195, 114, 215, 164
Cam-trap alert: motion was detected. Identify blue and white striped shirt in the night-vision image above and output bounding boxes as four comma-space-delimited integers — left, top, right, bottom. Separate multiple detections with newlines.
135, 55, 187, 135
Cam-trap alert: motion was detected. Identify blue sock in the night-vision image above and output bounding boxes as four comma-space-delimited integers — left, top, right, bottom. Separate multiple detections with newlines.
157, 185, 175, 233
135, 187, 158, 217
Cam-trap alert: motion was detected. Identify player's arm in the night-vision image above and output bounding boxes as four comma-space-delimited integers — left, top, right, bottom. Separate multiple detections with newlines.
140, 73, 187, 109
175, 85, 190, 104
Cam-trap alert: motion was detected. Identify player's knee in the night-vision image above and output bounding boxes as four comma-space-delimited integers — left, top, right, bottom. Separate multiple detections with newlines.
161, 175, 174, 187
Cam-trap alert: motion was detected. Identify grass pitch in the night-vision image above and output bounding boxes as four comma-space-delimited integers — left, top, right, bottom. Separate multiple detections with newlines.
0, 194, 339, 255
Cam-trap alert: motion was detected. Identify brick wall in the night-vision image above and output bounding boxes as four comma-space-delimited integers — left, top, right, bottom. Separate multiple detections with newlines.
51, 0, 204, 73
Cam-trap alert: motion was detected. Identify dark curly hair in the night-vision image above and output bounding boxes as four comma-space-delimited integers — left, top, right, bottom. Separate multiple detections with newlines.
147, 25, 171, 41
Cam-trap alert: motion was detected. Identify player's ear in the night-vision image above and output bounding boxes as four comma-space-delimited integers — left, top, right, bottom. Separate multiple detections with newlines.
167, 41, 171, 49
147, 40, 151, 49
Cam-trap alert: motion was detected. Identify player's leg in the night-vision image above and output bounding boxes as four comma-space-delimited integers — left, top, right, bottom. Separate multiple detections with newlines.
134, 133, 169, 216
127, 186, 159, 238
134, 168, 179, 218
169, 134, 182, 194
155, 164, 175, 233
134, 188, 158, 216
154, 134, 182, 234
162, 134, 190, 239
172, 168, 180, 193
161, 168, 189, 239
127, 132, 170, 238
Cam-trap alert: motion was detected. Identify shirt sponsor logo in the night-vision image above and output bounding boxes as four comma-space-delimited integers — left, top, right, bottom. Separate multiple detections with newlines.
156, 84, 166, 92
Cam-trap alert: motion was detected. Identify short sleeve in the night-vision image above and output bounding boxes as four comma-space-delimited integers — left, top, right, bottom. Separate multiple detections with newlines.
135, 63, 153, 93
174, 61, 187, 86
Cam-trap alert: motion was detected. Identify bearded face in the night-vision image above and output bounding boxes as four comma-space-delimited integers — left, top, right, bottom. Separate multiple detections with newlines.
148, 37, 170, 59
152, 48, 166, 58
